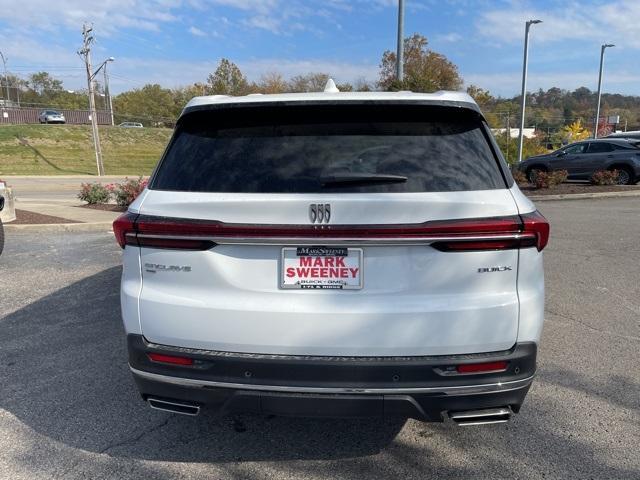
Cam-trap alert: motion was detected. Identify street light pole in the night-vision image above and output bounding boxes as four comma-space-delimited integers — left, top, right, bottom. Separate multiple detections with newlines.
593, 44, 614, 139
517, 19, 542, 164
0, 51, 10, 103
396, 0, 404, 83
102, 58, 115, 126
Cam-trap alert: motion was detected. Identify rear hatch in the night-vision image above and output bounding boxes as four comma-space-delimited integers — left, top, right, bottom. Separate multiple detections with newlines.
133, 102, 522, 356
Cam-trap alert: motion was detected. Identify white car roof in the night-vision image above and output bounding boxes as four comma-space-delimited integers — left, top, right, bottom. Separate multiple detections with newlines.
183, 90, 480, 115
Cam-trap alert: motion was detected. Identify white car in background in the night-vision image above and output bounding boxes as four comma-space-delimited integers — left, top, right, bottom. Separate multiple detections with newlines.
114, 85, 549, 426
38, 110, 66, 124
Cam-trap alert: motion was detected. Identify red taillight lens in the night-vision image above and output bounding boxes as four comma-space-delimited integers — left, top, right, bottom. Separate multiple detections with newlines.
112, 211, 138, 248
456, 361, 508, 374
112, 211, 549, 252
521, 210, 550, 251
147, 353, 194, 366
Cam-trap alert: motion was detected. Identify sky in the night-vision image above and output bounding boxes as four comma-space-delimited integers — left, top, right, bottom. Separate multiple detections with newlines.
0, 0, 639, 97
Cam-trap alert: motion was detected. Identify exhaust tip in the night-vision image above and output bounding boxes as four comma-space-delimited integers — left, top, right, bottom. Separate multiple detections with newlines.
449, 407, 512, 426
147, 397, 200, 416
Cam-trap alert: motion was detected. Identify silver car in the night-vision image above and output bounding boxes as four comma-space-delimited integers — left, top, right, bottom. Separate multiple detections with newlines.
38, 110, 66, 124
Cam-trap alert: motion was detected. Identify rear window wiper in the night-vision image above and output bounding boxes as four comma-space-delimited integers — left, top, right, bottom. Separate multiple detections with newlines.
320, 173, 408, 188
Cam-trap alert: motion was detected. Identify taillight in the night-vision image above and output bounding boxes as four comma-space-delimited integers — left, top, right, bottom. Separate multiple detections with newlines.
147, 353, 194, 366
113, 211, 137, 248
521, 210, 550, 251
112, 211, 549, 252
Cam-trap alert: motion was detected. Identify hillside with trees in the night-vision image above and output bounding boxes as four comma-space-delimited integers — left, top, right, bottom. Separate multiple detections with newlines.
2, 33, 640, 162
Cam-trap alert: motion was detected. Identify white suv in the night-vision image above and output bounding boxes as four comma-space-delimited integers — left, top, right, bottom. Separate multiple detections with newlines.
114, 88, 549, 426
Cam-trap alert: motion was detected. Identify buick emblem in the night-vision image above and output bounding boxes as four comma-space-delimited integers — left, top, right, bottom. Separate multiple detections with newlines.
309, 203, 331, 224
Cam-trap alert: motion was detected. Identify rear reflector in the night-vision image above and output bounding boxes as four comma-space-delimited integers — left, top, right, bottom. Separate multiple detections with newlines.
147, 353, 194, 366
112, 210, 550, 252
456, 361, 508, 374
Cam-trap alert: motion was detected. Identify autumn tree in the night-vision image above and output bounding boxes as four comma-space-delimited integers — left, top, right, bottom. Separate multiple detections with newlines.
112, 84, 177, 126
288, 73, 330, 92
207, 58, 250, 96
379, 34, 463, 92
559, 120, 591, 143
257, 72, 288, 94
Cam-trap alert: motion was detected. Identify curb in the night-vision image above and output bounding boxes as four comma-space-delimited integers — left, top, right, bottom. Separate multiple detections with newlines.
527, 190, 640, 201
4, 222, 113, 233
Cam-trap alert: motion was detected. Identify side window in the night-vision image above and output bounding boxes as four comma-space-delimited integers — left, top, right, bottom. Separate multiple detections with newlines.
610, 143, 633, 151
587, 142, 613, 153
564, 143, 587, 154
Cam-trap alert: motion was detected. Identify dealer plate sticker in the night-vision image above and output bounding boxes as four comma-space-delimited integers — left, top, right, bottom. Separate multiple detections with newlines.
280, 247, 363, 290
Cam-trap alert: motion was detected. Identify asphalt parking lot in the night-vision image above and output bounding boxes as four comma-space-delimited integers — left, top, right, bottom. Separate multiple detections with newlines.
0, 197, 638, 479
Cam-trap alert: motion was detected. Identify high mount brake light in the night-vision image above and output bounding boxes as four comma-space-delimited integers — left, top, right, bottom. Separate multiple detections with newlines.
112, 211, 550, 252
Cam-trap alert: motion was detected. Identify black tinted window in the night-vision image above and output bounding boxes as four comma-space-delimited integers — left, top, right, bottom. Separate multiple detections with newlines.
563, 143, 587, 154
151, 105, 506, 193
588, 142, 613, 153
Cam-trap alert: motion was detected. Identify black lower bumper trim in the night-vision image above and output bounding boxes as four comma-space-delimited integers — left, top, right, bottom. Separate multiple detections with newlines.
127, 335, 536, 421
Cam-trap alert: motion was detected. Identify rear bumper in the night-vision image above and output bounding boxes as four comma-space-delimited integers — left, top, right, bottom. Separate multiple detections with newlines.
128, 334, 536, 421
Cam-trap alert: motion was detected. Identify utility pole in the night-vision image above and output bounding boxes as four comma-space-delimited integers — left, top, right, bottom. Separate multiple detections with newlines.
0, 51, 10, 104
78, 23, 105, 176
396, 0, 404, 83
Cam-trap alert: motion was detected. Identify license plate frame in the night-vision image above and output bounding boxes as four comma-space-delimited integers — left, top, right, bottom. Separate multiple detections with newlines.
280, 246, 363, 290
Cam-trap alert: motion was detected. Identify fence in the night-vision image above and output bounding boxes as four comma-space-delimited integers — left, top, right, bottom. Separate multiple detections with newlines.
0, 106, 111, 125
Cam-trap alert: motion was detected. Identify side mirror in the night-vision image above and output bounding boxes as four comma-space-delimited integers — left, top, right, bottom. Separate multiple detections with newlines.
556, 151, 567, 157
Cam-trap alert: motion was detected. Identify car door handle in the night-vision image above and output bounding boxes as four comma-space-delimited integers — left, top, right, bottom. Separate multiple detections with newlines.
607, 154, 614, 157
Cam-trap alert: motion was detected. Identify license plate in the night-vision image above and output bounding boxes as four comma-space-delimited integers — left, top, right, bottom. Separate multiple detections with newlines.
280, 247, 363, 290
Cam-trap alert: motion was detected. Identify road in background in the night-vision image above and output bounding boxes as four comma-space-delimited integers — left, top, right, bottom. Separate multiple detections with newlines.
0, 198, 638, 479
3, 176, 131, 203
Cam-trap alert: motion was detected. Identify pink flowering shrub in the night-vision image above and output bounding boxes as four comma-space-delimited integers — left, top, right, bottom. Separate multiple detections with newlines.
113, 176, 149, 207
77, 182, 111, 204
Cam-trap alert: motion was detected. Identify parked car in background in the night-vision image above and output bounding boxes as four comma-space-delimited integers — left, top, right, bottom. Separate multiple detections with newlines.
114, 87, 549, 426
118, 122, 143, 128
38, 110, 66, 124
519, 139, 640, 184
606, 130, 640, 140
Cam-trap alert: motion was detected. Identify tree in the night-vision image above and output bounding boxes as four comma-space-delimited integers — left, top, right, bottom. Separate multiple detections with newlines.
257, 72, 288, 94
27, 71, 63, 95
113, 84, 177, 126
207, 58, 249, 96
288, 73, 329, 92
378, 34, 463, 92
560, 120, 591, 143
466, 85, 494, 109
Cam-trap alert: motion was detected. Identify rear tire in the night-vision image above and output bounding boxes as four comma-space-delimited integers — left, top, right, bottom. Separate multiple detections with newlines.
612, 166, 634, 185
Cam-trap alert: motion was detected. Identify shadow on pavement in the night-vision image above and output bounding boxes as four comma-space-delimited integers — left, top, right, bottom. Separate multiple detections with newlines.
0, 266, 405, 464
0, 266, 637, 479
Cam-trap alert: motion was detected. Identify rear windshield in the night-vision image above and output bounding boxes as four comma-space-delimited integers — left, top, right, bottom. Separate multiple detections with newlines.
151, 104, 506, 193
